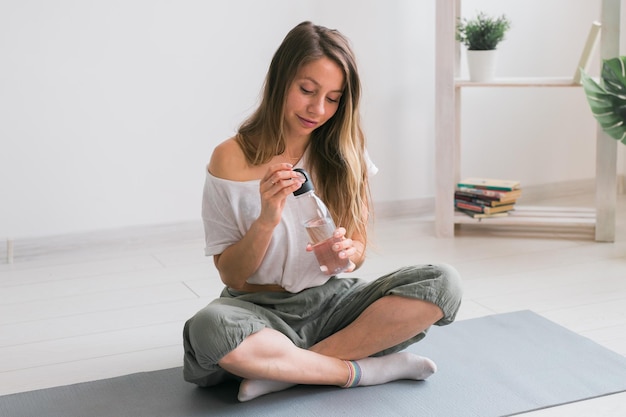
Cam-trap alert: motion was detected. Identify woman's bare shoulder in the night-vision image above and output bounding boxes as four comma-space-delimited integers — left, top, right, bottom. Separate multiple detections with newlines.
207, 137, 249, 180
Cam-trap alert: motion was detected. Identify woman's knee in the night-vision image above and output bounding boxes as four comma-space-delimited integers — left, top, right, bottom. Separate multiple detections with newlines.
430, 263, 463, 325
387, 263, 462, 325
185, 304, 263, 366
184, 306, 225, 365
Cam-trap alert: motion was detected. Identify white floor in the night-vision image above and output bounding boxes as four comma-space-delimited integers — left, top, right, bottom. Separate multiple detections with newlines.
1, 192, 625, 416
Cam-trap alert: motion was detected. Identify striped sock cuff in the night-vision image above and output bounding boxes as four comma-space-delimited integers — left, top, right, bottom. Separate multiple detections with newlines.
342, 360, 362, 388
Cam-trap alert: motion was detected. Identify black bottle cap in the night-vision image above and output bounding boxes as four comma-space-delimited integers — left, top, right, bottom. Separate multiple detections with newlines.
292, 168, 314, 196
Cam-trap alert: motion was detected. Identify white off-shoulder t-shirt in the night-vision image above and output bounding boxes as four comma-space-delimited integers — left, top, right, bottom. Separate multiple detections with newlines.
202, 151, 378, 293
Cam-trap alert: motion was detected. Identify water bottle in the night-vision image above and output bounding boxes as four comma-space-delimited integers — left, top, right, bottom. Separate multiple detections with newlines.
292, 168, 350, 275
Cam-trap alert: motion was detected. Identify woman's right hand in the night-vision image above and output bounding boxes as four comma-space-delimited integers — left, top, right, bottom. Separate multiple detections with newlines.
214, 163, 303, 291
259, 163, 305, 227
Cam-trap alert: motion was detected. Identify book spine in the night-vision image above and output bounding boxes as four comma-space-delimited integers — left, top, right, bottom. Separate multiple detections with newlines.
482, 204, 515, 214
455, 200, 485, 213
457, 178, 520, 190
457, 208, 509, 219
457, 186, 516, 199
454, 192, 503, 206
457, 183, 515, 191
455, 190, 500, 201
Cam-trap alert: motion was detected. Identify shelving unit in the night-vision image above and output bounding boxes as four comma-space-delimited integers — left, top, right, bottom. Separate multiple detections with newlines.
435, 0, 621, 241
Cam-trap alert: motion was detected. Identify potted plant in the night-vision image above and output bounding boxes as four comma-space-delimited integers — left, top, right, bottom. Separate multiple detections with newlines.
456, 12, 511, 82
580, 56, 626, 144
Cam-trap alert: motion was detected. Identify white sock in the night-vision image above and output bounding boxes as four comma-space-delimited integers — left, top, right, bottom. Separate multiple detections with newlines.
350, 352, 437, 387
236, 352, 436, 402
238, 379, 295, 402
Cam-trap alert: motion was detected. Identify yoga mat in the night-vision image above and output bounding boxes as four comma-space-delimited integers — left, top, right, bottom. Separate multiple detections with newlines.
2, 310, 626, 417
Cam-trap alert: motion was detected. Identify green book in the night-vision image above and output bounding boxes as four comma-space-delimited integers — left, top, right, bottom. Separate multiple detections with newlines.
457, 177, 520, 191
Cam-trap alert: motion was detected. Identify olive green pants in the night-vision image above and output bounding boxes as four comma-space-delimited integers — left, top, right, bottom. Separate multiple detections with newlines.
183, 263, 463, 387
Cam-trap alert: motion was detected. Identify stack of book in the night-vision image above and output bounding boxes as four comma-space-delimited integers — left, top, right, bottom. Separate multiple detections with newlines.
454, 177, 522, 218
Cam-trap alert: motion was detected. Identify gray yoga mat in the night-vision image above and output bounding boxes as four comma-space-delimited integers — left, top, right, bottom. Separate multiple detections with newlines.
2, 310, 626, 417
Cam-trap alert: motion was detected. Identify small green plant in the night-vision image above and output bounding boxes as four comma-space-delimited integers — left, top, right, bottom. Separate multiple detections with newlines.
456, 12, 511, 50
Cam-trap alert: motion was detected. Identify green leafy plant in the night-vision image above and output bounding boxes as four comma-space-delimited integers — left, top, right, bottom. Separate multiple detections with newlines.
456, 12, 511, 50
581, 56, 626, 144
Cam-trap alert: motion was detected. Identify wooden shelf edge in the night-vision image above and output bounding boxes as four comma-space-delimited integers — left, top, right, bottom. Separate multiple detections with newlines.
454, 77, 582, 88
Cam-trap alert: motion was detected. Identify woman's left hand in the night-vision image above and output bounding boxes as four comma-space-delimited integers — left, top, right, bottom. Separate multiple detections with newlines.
306, 227, 358, 273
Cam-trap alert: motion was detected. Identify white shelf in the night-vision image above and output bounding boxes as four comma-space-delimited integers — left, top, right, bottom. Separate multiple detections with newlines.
455, 77, 582, 88
454, 206, 596, 228
435, 0, 620, 241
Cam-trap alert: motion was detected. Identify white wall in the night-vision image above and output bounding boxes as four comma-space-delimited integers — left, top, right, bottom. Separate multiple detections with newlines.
0, 0, 620, 239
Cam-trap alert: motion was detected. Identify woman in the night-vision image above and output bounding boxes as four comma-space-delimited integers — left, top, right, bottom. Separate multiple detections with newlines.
183, 21, 462, 402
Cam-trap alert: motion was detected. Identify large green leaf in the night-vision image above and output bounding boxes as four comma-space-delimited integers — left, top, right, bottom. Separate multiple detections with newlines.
581, 56, 626, 145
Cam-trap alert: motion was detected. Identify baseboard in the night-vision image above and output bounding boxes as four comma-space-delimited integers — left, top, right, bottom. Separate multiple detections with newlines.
374, 198, 435, 220
1, 221, 205, 264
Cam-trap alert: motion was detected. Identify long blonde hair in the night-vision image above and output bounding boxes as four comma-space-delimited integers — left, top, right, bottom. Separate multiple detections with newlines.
236, 21, 370, 244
